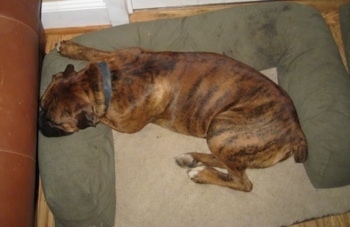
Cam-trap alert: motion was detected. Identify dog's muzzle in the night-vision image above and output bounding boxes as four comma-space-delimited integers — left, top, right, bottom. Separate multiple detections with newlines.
39, 110, 74, 137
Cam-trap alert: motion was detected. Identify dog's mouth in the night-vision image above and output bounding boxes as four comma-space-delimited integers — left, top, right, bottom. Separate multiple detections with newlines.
38, 110, 74, 137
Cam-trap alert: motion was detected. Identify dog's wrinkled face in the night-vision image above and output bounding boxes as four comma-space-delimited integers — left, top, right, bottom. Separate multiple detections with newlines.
39, 64, 99, 137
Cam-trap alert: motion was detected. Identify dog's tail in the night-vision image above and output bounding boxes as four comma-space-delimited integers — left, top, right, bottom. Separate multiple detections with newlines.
293, 132, 308, 163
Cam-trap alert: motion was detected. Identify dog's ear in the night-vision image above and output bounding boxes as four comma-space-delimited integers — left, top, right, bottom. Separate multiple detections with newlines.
63, 64, 76, 78
76, 109, 99, 129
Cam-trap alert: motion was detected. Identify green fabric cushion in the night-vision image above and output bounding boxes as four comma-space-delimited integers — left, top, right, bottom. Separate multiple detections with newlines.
340, 4, 350, 68
39, 55, 116, 226
39, 2, 350, 225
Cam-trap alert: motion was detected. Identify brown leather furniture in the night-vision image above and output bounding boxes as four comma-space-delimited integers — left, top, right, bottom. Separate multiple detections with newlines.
0, 0, 43, 226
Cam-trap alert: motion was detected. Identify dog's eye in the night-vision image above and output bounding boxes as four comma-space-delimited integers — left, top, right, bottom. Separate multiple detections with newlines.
49, 120, 63, 127
44, 117, 63, 127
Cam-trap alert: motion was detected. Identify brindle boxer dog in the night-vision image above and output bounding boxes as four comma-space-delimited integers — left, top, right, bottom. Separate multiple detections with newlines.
39, 40, 307, 192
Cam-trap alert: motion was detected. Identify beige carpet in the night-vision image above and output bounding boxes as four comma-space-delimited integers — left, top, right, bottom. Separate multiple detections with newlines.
113, 69, 350, 227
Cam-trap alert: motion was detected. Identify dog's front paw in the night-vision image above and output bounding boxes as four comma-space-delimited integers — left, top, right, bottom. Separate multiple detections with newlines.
175, 153, 200, 168
55, 40, 73, 56
55, 41, 62, 52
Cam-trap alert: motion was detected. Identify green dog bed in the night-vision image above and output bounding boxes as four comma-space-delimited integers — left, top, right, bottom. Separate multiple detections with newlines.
39, 2, 350, 226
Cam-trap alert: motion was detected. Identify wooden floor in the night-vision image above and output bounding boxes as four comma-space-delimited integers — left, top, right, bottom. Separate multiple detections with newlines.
36, 1, 350, 226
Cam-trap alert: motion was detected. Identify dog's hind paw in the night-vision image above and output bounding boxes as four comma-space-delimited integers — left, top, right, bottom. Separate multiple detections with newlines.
175, 153, 200, 168
187, 166, 207, 183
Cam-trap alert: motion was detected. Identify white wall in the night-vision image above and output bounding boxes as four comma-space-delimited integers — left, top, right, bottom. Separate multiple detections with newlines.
41, 0, 131, 29
41, 0, 262, 29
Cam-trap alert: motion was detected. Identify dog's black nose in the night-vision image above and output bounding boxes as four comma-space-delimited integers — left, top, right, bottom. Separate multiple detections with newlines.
38, 110, 73, 137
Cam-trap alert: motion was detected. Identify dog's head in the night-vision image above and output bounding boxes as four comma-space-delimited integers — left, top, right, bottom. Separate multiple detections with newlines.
39, 64, 104, 137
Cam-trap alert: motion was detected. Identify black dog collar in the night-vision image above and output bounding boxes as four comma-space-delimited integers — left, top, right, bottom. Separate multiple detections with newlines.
98, 62, 112, 109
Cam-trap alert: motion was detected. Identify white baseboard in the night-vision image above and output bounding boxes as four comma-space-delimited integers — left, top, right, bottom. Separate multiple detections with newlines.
41, 0, 130, 29
131, 0, 264, 10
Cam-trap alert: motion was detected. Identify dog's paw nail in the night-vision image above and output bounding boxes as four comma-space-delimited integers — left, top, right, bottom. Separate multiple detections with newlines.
55, 42, 61, 52
175, 153, 198, 168
187, 166, 205, 179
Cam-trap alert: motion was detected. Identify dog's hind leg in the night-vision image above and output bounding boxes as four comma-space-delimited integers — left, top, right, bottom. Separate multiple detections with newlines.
175, 152, 253, 192
178, 115, 257, 192
175, 152, 225, 169
187, 166, 253, 192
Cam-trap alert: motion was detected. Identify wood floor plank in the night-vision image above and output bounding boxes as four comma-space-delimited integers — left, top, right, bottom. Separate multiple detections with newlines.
129, 0, 350, 23
291, 212, 350, 227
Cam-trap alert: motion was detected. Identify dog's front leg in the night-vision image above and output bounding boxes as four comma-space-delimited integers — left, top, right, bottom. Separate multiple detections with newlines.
56, 40, 114, 62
